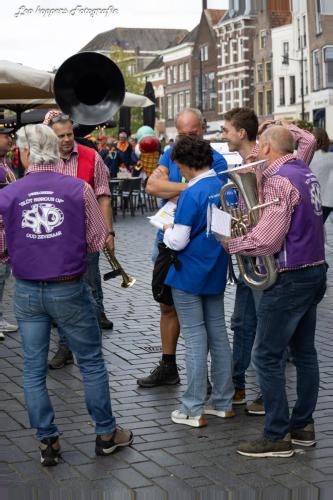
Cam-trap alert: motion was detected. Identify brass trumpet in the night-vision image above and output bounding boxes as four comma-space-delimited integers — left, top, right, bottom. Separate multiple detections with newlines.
103, 247, 136, 288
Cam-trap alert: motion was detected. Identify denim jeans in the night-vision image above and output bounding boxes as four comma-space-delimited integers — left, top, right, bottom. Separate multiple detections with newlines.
58, 252, 103, 347
172, 288, 234, 416
231, 274, 262, 390
15, 278, 116, 441
0, 263, 11, 319
252, 264, 327, 441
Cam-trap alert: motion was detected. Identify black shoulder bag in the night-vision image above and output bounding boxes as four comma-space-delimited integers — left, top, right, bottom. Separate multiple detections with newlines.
152, 225, 206, 306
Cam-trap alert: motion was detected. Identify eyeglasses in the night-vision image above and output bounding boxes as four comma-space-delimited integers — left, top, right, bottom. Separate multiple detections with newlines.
50, 114, 71, 124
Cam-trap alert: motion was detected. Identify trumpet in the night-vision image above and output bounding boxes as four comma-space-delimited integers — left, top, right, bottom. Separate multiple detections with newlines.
103, 247, 136, 288
220, 160, 279, 291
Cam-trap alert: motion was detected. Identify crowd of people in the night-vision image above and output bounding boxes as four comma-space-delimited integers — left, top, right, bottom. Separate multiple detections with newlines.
0, 104, 331, 465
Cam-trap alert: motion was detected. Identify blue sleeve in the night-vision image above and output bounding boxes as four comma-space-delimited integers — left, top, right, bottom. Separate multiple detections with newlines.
211, 150, 228, 184
159, 148, 171, 169
174, 191, 198, 227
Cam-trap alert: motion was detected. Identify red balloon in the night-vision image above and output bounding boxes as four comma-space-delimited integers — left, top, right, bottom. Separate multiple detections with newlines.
139, 136, 160, 153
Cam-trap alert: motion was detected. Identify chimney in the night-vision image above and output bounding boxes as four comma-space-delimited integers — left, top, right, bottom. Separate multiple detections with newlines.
202, 0, 207, 11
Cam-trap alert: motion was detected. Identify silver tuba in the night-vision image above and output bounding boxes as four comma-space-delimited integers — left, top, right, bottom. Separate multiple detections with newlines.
220, 160, 279, 291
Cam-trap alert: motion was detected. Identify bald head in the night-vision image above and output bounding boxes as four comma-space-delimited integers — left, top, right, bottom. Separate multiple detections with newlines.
175, 108, 204, 138
260, 126, 295, 155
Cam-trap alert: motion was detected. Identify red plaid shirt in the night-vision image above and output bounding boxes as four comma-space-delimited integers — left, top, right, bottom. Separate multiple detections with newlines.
0, 164, 108, 263
228, 125, 319, 270
58, 142, 111, 198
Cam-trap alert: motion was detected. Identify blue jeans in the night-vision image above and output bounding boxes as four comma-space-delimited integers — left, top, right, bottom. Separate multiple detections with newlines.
252, 265, 327, 441
58, 252, 104, 347
15, 278, 116, 441
0, 263, 11, 319
231, 274, 262, 390
172, 288, 234, 416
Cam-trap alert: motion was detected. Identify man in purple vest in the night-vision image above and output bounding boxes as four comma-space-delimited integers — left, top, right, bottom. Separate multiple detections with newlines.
221, 126, 326, 458
0, 124, 133, 466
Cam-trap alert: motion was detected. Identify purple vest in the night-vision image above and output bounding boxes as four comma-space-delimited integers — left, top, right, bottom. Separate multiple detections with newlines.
274, 159, 325, 269
0, 171, 87, 280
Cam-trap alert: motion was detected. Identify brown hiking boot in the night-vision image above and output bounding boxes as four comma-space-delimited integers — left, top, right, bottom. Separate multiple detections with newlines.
233, 388, 246, 405
49, 346, 74, 369
245, 394, 265, 415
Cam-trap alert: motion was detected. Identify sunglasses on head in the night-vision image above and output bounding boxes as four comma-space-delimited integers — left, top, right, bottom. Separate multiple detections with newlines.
50, 114, 71, 124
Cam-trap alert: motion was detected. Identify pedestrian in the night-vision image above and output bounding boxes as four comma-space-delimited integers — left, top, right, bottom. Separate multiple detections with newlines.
220, 126, 326, 457
0, 126, 18, 341
162, 136, 234, 427
0, 124, 133, 465
310, 127, 333, 222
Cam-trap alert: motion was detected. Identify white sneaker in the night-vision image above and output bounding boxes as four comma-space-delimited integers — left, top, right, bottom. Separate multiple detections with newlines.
0, 332, 4, 341
204, 406, 236, 418
0, 319, 18, 332
171, 409, 207, 427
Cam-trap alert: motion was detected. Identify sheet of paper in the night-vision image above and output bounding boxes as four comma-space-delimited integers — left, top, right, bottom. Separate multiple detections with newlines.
211, 204, 231, 238
210, 142, 242, 166
147, 200, 176, 230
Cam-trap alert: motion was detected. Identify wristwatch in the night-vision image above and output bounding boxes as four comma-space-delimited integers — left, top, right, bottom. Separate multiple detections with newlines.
109, 231, 115, 237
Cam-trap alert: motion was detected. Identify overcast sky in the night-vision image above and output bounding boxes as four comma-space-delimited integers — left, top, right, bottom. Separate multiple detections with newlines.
1, 0, 228, 71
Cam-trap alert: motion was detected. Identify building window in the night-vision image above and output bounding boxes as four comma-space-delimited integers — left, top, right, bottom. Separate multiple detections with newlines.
173, 94, 178, 117
279, 77, 285, 105
265, 62, 272, 81
179, 64, 184, 82
313, 50, 321, 90
179, 92, 184, 111
173, 65, 177, 84
200, 45, 208, 62
185, 90, 190, 108
290, 76, 296, 104
282, 42, 289, 65
167, 95, 172, 119
167, 67, 172, 85
315, 0, 322, 34
257, 92, 264, 116
297, 18, 301, 50
233, 40, 238, 63
266, 90, 273, 115
185, 62, 190, 81
324, 46, 333, 88
257, 63, 263, 83
260, 30, 267, 49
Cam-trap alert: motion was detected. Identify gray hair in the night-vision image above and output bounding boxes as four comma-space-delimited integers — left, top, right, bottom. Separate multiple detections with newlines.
16, 124, 60, 164
261, 126, 295, 155
175, 108, 204, 127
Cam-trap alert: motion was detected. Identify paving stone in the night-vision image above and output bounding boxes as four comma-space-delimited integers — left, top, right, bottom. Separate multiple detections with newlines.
0, 214, 333, 496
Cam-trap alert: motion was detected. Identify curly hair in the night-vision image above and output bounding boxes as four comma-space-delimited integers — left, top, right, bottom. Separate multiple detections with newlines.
171, 136, 213, 170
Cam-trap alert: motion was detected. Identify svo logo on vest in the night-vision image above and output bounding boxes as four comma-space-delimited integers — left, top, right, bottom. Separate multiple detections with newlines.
22, 203, 64, 235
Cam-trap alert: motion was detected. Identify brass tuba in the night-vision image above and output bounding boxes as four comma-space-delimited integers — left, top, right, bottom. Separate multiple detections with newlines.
54, 52, 135, 288
220, 160, 279, 291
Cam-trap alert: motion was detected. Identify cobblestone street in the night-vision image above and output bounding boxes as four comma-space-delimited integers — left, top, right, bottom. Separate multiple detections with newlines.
0, 212, 333, 500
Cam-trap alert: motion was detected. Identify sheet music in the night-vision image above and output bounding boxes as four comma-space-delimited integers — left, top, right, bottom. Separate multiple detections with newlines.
147, 201, 176, 230
208, 203, 231, 238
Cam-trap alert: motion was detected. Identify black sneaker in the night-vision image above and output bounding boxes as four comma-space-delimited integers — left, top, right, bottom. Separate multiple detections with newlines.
39, 437, 61, 466
95, 426, 133, 456
237, 435, 294, 458
49, 346, 74, 369
100, 312, 113, 330
137, 360, 180, 388
291, 423, 316, 447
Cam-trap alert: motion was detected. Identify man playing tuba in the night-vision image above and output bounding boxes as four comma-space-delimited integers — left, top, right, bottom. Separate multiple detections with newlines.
220, 126, 326, 458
